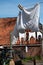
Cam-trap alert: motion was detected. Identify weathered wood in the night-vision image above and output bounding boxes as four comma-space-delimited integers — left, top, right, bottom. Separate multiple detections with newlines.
13, 44, 41, 47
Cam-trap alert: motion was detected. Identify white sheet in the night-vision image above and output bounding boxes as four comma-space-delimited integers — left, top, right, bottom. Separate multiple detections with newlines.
17, 3, 40, 31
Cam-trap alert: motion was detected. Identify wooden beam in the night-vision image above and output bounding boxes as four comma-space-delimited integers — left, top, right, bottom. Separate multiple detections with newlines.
13, 44, 41, 47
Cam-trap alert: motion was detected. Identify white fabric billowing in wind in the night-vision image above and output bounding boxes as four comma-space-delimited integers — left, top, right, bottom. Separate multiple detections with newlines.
29, 32, 36, 40
17, 11, 25, 31
12, 3, 40, 45
11, 25, 19, 44
12, 36, 18, 45
17, 3, 40, 31
19, 33, 26, 41
37, 32, 42, 39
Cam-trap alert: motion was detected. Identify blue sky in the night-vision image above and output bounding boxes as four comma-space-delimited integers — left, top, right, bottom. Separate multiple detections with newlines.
0, 0, 43, 24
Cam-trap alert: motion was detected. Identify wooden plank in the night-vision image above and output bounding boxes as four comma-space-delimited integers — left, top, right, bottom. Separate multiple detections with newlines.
13, 44, 42, 47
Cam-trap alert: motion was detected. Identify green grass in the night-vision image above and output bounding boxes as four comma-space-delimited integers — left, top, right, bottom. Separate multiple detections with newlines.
34, 56, 41, 60
22, 56, 41, 62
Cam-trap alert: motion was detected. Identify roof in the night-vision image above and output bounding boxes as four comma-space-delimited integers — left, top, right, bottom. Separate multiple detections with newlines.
0, 17, 16, 46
